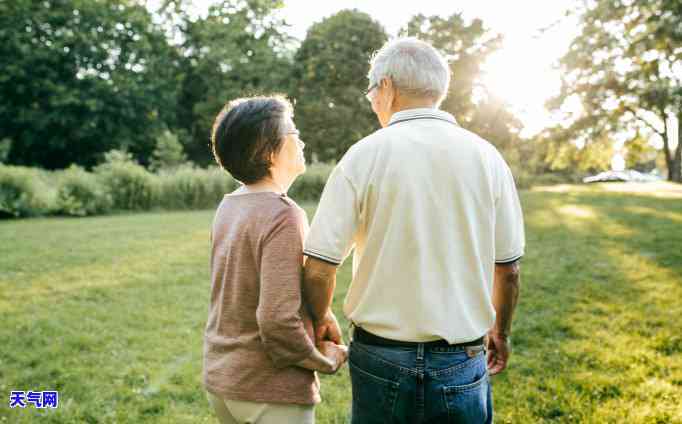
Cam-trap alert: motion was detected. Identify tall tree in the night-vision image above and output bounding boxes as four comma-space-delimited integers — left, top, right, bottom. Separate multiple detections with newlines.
0, 0, 179, 169
549, 0, 682, 181
172, 0, 295, 165
292, 10, 388, 162
404, 14, 523, 151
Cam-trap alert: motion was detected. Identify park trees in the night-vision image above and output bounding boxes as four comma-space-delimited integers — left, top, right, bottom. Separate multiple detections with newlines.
170, 0, 295, 165
549, 0, 682, 181
404, 14, 523, 152
291, 10, 388, 162
0, 0, 179, 169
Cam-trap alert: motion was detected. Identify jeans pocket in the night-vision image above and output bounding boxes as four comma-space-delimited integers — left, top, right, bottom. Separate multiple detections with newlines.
349, 362, 400, 424
442, 373, 489, 423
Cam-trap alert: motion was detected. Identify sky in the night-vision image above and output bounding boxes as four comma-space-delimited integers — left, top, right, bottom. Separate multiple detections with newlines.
155, 0, 583, 138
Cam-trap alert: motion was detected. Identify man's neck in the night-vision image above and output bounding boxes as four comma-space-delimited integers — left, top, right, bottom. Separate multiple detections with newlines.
389, 99, 437, 119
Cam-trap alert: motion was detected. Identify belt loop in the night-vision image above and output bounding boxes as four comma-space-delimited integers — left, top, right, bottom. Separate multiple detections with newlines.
349, 320, 356, 343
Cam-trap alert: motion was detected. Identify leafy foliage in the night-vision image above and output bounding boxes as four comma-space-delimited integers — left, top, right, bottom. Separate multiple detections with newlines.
173, 0, 295, 165
0, 165, 55, 217
288, 162, 334, 202
0, 0, 179, 169
404, 14, 523, 151
93, 150, 157, 211
149, 130, 188, 171
55, 165, 112, 216
548, 0, 682, 181
291, 10, 388, 162
155, 165, 236, 210
0, 155, 334, 218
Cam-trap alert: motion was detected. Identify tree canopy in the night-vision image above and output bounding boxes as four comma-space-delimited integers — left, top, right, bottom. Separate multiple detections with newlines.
548, 0, 682, 181
404, 14, 523, 152
173, 0, 295, 165
291, 9, 387, 162
0, 0, 179, 169
3, 0, 675, 181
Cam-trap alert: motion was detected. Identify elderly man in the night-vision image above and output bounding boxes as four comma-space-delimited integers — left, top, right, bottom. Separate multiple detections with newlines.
303, 38, 525, 424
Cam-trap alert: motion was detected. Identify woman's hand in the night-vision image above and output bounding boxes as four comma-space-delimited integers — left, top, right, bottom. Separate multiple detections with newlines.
295, 340, 348, 374
317, 341, 349, 374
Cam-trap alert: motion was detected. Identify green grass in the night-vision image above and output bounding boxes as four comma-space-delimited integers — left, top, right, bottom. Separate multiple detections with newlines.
1, 182, 681, 423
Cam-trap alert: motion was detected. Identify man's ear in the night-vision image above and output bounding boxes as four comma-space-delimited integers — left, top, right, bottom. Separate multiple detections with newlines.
383, 78, 396, 107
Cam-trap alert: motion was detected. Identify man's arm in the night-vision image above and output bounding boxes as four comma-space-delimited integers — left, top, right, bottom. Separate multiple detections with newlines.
487, 260, 521, 375
303, 257, 343, 345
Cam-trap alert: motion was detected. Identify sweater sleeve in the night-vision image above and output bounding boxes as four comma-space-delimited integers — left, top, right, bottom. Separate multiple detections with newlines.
256, 205, 316, 368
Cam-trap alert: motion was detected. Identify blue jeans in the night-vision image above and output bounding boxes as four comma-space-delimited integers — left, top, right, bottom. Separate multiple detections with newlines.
349, 340, 492, 424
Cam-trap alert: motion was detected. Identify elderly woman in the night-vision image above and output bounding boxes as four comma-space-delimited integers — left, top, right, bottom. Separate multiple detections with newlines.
203, 95, 347, 424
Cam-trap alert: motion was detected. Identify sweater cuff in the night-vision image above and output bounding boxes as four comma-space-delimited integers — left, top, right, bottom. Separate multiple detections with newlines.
266, 339, 316, 369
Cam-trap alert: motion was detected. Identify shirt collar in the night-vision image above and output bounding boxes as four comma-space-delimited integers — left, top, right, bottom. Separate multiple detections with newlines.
388, 108, 458, 127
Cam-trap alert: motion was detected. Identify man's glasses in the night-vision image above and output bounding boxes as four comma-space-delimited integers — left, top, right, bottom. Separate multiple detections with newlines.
365, 83, 378, 102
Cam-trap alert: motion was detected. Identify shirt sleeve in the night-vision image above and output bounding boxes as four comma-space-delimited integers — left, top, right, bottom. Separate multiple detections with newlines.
304, 163, 360, 265
494, 162, 525, 264
256, 206, 315, 368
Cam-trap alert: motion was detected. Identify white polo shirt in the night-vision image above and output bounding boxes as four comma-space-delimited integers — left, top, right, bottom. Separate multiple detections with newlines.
304, 108, 525, 344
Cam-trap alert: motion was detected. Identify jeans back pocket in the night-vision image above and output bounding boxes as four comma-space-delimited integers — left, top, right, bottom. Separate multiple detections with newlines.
442, 372, 490, 423
350, 362, 400, 424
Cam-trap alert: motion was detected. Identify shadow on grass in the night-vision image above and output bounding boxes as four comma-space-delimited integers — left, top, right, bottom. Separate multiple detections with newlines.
494, 189, 682, 422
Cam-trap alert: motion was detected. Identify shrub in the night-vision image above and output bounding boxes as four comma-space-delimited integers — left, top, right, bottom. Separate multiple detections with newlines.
55, 165, 112, 216
0, 138, 11, 163
149, 130, 188, 172
0, 165, 56, 217
200, 167, 239, 205
0, 159, 335, 219
289, 162, 334, 202
155, 166, 237, 210
94, 150, 157, 211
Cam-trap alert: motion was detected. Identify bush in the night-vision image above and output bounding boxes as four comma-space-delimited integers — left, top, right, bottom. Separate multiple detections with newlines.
55, 165, 112, 216
0, 138, 11, 163
155, 166, 237, 210
94, 150, 157, 211
0, 159, 336, 219
0, 165, 56, 217
289, 162, 334, 202
149, 130, 188, 171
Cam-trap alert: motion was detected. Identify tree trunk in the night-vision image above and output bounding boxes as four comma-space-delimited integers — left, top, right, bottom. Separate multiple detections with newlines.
661, 114, 681, 183
672, 115, 682, 183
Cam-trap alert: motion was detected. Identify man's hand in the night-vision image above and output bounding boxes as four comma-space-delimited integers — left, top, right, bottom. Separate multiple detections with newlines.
488, 261, 520, 375
487, 331, 510, 375
317, 341, 348, 374
315, 310, 343, 345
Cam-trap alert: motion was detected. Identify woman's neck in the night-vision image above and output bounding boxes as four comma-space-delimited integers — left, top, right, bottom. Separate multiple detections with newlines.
242, 175, 289, 195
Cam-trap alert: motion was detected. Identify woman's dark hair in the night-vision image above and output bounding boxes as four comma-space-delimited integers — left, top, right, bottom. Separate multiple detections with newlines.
211, 95, 293, 184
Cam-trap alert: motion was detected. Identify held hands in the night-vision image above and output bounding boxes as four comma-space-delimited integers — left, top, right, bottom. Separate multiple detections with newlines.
314, 310, 347, 374
486, 331, 511, 375
314, 310, 344, 345
317, 341, 348, 374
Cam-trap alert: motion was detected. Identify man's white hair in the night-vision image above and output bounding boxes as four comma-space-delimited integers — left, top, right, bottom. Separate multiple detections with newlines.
368, 37, 450, 104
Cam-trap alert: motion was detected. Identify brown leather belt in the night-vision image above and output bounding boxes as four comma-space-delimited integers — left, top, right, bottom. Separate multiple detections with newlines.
353, 326, 485, 348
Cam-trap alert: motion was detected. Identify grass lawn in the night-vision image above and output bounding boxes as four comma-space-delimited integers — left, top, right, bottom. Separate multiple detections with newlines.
1, 182, 681, 423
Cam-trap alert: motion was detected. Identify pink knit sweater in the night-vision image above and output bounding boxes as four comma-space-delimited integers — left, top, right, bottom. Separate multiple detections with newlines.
203, 192, 320, 405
